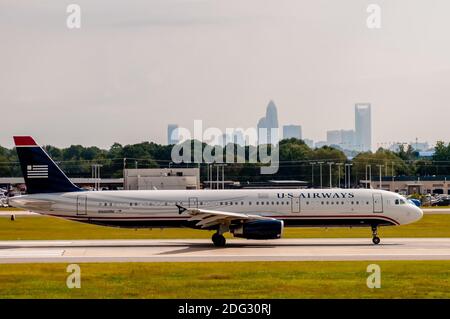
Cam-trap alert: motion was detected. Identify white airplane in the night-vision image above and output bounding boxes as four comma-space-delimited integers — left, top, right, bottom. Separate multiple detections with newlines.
9, 136, 423, 246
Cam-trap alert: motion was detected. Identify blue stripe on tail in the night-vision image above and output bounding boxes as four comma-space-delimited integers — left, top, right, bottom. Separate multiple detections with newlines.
14, 137, 82, 194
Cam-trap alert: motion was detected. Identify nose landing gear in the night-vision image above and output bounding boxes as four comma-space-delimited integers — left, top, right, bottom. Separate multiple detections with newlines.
371, 226, 380, 245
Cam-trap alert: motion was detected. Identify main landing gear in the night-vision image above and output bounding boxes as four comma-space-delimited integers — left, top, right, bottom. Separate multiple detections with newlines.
212, 232, 226, 247
371, 226, 381, 245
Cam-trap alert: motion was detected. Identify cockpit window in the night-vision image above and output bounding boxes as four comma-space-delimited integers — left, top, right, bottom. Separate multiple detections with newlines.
395, 199, 399, 205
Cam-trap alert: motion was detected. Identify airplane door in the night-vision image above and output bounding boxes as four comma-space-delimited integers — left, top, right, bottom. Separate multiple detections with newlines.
76, 195, 87, 215
188, 197, 198, 208
373, 193, 383, 213
291, 197, 300, 213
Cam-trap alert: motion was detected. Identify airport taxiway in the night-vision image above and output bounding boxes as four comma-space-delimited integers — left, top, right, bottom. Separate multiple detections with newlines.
0, 238, 449, 263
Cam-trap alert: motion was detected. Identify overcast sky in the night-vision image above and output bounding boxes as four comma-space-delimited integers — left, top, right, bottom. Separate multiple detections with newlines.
1, 0, 450, 149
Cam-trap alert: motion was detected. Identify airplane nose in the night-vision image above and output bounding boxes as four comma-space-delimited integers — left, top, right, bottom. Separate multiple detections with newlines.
413, 206, 424, 222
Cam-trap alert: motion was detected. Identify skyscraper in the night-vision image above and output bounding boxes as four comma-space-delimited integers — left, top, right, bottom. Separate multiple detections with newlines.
354, 103, 372, 152
326, 129, 355, 150
257, 100, 279, 145
283, 125, 302, 140
167, 124, 179, 145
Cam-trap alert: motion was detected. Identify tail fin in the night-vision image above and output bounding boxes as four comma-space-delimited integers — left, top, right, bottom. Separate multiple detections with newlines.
13, 136, 82, 194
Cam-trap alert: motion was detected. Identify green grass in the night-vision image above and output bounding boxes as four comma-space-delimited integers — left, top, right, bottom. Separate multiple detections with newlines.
0, 214, 449, 240
0, 261, 449, 298
0, 207, 24, 211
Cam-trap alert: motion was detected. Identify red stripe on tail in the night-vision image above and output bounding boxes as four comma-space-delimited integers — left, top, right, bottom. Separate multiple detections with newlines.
13, 136, 37, 147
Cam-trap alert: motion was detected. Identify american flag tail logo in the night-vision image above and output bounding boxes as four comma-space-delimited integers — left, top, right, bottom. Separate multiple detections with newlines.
27, 165, 49, 179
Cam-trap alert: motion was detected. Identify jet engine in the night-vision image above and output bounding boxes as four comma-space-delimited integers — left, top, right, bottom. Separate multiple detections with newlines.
232, 220, 284, 239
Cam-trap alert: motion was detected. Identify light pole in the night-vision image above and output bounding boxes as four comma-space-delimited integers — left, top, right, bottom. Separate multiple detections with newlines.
336, 163, 343, 188
377, 165, 384, 189
317, 162, 324, 189
365, 164, 372, 189
328, 162, 334, 188
310, 162, 316, 188
92, 164, 103, 191
345, 163, 353, 188
215, 164, 227, 189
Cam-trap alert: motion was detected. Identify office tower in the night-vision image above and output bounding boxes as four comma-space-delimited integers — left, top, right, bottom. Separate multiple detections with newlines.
326, 130, 341, 146
283, 125, 302, 140
326, 129, 355, 150
341, 129, 355, 150
167, 124, 179, 145
257, 100, 279, 145
354, 103, 372, 152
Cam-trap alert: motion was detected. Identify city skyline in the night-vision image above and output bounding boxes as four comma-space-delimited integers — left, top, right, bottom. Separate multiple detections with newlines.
2, 1, 450, 149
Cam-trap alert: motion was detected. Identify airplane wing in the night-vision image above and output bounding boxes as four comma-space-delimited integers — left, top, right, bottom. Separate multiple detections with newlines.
176, 205, 276, 228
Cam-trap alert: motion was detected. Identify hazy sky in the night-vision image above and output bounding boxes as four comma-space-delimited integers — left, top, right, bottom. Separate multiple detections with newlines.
1, 0, 450, 149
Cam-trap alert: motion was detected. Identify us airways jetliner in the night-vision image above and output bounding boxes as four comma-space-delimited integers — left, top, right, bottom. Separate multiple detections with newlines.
9, 136, 423, 247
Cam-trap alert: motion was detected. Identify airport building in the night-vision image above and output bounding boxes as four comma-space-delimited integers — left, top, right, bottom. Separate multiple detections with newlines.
124, 168, 200, 190
364, 176, 450, 195
0, 177, 123, 192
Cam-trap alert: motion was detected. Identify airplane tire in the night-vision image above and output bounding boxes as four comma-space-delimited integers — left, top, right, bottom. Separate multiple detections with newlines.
212, 233, 226, 247
372, 236, 380, 245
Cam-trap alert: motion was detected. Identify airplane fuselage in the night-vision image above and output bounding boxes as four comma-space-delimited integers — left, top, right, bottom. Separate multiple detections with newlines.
10, 188, 423, 230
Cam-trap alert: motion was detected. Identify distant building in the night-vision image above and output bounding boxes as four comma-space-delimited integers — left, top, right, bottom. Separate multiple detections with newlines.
315, 141, 328, 148
326, 129, 355, 150
257, 100, 279, 145
341, 130, 356, 150
354, 103, 372, 152
389, 141, 430, 152
326, 130, 341, 146
412, 141, 430, 152
124, 168, 200, 190
303, 139, 314, 148
232, 130, 245, 146
283, 125, 302, 140
167, 124, 179, 145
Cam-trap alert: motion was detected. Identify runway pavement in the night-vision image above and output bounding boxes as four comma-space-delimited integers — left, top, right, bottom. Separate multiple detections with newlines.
0, 238, 449, 263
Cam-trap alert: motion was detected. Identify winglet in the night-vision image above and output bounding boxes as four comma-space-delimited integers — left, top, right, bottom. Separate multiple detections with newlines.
176, 204, 187, 214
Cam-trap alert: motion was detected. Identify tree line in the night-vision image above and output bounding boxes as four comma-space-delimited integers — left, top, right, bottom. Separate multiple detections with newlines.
2, 139, 450, 187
